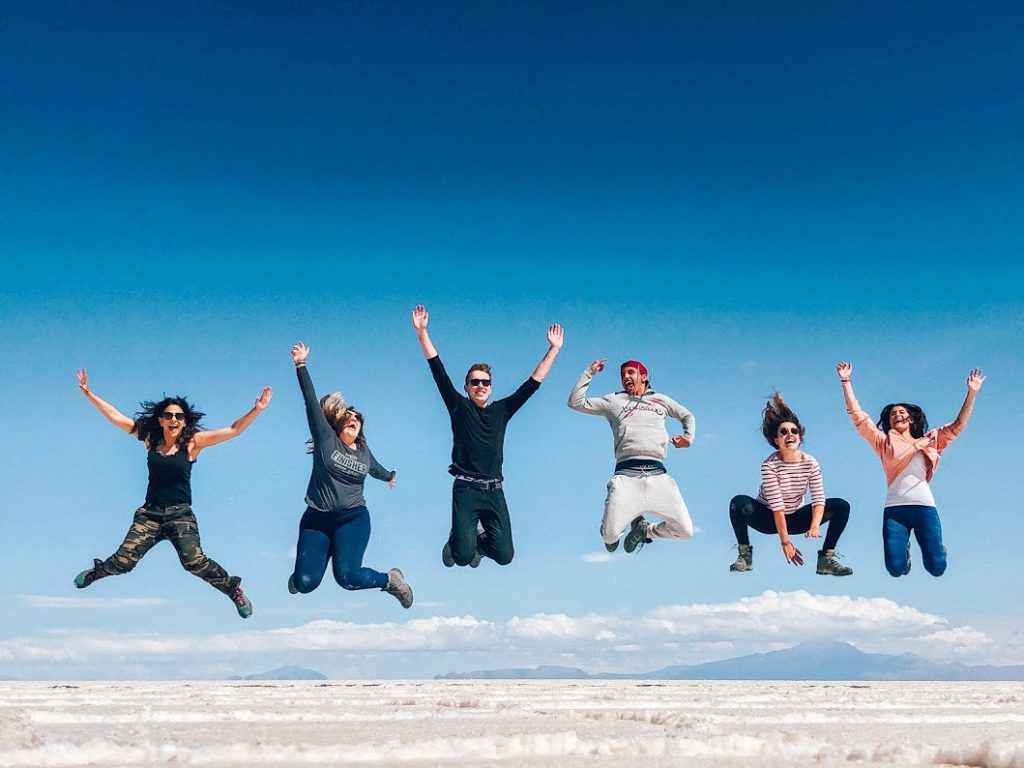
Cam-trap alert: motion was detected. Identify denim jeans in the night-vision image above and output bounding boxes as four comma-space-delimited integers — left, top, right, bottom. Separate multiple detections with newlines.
882, 504, 946, 577
292, 505, 388, 593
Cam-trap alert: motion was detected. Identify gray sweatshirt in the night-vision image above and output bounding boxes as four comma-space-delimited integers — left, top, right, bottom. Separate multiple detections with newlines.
298, 365, 393, 512
568, 367, 695, 463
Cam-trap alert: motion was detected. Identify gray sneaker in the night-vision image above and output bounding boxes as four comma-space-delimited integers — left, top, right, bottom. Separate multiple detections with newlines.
287, 574, 298, 594
604, 539, 620, 553
470, 538, 483, 568
816, 549, 853, 576
903, 544, 912, 575
443, 541, 482, 567
623, 517, 652, 554
384, 568, 413, 608
730, 544, 753, 572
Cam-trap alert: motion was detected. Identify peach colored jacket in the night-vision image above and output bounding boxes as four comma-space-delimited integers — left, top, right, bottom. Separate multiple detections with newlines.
847, 394, 961, 486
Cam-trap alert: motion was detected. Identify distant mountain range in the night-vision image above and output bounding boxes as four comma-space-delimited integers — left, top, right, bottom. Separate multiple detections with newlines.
228, 665, 327, 681
436, 641, 1024, 681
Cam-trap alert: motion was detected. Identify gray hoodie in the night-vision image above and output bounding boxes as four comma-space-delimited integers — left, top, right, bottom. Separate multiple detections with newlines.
568, 367, 695, 463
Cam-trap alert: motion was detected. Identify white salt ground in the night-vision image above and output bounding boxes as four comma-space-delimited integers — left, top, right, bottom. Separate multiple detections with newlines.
1, 680, 1022, 767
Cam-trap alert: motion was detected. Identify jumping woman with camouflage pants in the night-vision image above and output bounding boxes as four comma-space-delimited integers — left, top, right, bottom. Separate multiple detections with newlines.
73, 369, 272, 618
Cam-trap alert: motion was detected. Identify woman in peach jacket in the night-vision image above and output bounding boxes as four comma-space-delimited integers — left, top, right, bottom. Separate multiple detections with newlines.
836, 362, 984, 577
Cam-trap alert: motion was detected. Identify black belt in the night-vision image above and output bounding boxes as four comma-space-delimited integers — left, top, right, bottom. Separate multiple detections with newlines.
453, 474, 503, 490
614, 459, 666, 474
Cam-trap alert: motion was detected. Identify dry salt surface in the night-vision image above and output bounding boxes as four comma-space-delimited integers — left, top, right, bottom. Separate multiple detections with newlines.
2, 680, 1023, 767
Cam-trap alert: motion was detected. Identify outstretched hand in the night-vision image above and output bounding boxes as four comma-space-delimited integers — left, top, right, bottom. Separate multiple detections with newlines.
291, 342, 309, 366
388, 470, 397, 489
670, 434, 691, 449
967, 368, 985, 392
77, 368, 90, 394
255, 387, 273, 410
782, 540, 804, 566
547, 323, 564, 349
589, 358, 608, 374
836, 362, 852, 381
412, 305, 429, 332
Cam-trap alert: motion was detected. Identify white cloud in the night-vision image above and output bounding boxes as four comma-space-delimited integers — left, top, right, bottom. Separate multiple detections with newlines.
18, 595, 172, 610
581, 552, 614, 563
0, 591, 1009, 678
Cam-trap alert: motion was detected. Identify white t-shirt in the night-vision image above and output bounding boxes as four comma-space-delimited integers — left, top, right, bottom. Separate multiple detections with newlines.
884, 452, 935, 507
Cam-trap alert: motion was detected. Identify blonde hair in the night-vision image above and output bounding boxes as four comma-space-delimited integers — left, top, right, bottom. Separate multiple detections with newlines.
313, 392, 367, 449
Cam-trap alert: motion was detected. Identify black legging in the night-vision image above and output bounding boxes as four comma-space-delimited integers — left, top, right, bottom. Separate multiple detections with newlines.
729, 495, 851, 550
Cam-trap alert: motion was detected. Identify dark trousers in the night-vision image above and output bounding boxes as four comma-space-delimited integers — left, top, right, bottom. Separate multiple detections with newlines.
94, 504, 239, 595
449, 481, 514, 566
882, 504, 946, 577
292, 505, 388, 593
729, 495, 851, 551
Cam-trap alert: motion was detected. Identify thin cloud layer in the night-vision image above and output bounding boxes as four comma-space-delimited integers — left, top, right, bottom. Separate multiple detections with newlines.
1, 591, 1006, 679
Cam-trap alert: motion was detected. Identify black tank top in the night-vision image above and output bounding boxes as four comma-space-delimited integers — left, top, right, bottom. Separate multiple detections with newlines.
145, 448, 193, 506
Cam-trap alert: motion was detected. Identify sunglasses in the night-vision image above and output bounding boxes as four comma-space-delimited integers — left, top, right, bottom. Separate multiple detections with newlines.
777, 427, 800, 436
161, 411, 187, 422
468, 378, 492, 387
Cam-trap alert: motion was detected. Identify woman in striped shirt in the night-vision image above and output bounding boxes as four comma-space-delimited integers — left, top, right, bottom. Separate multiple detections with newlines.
729, 393, 853, 575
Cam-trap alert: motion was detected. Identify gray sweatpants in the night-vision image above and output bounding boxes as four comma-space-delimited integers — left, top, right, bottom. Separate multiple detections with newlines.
600, 473, 694, 544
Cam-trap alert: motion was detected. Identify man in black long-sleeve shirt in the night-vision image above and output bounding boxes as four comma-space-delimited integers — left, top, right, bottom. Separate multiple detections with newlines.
412, 304, 563, 567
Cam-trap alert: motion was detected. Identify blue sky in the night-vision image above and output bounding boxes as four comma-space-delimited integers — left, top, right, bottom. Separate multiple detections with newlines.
2, 1, 1022, 679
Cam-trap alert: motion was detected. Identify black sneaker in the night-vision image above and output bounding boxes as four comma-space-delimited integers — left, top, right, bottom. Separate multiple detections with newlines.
623, 517, 652, 554
605, 539, 620, 553
287, 574, 298, 594
441, 541, 455, 568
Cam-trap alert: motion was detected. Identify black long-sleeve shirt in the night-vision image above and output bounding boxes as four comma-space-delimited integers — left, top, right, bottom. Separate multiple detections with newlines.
428, 355, 540, 481
298, 365, 392, 512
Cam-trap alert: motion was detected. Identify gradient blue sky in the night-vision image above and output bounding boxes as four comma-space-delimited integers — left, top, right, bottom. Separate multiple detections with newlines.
2, 1, 1022, 679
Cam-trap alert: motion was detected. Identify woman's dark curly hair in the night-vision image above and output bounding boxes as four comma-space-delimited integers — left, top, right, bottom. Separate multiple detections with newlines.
760, 391, 805, 448
877, 403, 928, 438
133, 397, 206, 452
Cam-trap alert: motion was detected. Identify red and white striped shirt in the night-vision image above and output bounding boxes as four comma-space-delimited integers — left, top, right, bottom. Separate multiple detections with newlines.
756, 452, 826, 514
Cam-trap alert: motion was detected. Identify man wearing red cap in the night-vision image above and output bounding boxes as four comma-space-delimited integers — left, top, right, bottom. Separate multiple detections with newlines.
568, 358, 695, 553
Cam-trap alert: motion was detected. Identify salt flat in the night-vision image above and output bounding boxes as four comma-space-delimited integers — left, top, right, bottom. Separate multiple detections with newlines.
1, 680, 1022, 767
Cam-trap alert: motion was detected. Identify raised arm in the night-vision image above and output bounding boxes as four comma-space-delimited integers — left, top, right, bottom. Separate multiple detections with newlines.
568, 359, 614, 415
529, 324, 563, 383
412, 305, 438, 360
837, 361, 884, 450
77, 369, 136, 434
292, 342, 338, 445
192, 387, 273, 455
950, 368, 985, 433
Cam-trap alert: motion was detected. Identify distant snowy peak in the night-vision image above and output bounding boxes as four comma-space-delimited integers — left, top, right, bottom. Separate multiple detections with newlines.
228, 665, 327, 681
438, 642, 1024, 681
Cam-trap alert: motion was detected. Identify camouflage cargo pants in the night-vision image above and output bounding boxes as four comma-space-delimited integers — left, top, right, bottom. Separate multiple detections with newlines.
89, 504, 240, 595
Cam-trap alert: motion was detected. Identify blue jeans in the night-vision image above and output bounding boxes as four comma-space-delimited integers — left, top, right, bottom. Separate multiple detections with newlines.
882, 504, 946, 578
292, 506, 388, 593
